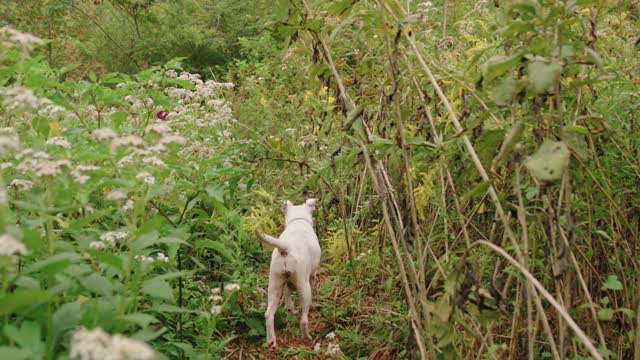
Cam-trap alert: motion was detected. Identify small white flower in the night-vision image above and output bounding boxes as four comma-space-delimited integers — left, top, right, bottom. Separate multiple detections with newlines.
0, 233, 27, 256
0, 135, 20, 153
210, 305, 223, 315
10, 179, 33, 190
89, 241, 107, 250
69, 326, 154, 360
156, 252, 169, 262
92, 128, 118, 141
224, 283, 240, 292
121, 199, 135, 212
45, 136, 71, 149
106, 191, 127, 201
325, 332, 336, 341
135, 255, 153, 264
142, 156, 165, 167
210, 287, 221, 295
208, 295, 223, 303
313, 342, 321, 352
110, 135, 145, 153
145, 123, 171, 135
0, 162, 12, 170
326, 342, 341, 355
158, 134, 186, 146
99, 231, 128, 246
136, 172, 155, 185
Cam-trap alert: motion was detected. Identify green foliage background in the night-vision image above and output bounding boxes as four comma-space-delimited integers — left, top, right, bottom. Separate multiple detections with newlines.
1, 0, 639, 359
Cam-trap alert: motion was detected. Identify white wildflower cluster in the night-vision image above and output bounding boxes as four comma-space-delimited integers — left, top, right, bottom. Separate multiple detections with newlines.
134, 253, 168, 264
71, 165, 99, 184
162, 71, 236, 132
121, 199, 134, 212
92, 128, 118, 141
1, 162, 12, 170
0, 86, 67, 116
417, 1, 434, 14
110, 135, 145, 154
0, 233, 27, 256
0, 127, 20, 153
16, 151, 71, 178
224, 282, 240, 292
106, 190, 127, 201
178, 138, 214, 160
355, 249, 373, 261
209, 287, 224, 315
0, 26, 43, 50
207, 282, 240, 315
45, 136, 71, 149
10, 179, 34, 191
92, 231, 129, 249
136, 171, 155, 185
69, 326, 154, 360
314, 331, 341, 357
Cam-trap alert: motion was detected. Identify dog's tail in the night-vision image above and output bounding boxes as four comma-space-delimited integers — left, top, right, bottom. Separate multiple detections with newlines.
255, 230, 289, 254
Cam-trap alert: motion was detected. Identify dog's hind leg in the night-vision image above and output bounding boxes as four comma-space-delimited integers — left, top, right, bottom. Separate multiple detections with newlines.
265, 273, 284, 350
297, 278, 312, 340
283, 283, 297, 314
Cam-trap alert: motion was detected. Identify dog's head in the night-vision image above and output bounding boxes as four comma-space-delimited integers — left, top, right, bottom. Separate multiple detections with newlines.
282, 198, 317, 225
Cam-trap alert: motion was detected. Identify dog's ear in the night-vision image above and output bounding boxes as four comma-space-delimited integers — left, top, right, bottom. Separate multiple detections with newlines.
282, 200, 293, 214
305, 198, 317, 211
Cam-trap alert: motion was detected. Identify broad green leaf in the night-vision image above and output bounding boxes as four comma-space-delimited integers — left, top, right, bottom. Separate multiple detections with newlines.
52, 302, 82, 338
194, 239, 234, 262
23, 252, 82, 275
597, 308, 614, 321
121, 313, 160, 328
492, 78, 516, 106
602, 274, 623, 291
564, 125, 590, 160
481, 55, 520, 84
0, 289, 52, 315
142, 278, 175, 302
4, 321, 43, 353
524, 140, 570, 182
0, 347, 31, 360
86, 249, 124, 273
80, 273, 114, 296
527, 61, 562, 94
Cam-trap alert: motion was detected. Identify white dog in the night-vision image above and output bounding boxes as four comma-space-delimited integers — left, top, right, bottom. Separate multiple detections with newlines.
256, 198, 320, 350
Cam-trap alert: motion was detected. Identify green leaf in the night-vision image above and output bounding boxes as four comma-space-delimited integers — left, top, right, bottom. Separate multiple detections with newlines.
524, 140, 570, 182
492, 78, 516, 106
564, 126, 590, 160
142, 278, 175, 302
194, 239, 235, 262
205, 185, 225, 204
86, 249, 124, 273
4, 321, 42, 352
0, 289, 52, 316
460, 181, 491, 207
602, 274, 623, 291
80, 273, 114, 296
121, 313, 160, 328
23, 252, 82, 275
527, 61, 562, 94
597, 308, 614, 321
0, 347, 31, 360
481, 55, 521, 84
52, 302, 82, 339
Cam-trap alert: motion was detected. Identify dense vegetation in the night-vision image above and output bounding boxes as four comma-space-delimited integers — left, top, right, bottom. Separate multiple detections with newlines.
1, 0, 639, 359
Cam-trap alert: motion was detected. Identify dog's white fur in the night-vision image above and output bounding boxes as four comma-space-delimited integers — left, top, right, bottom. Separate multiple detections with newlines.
256, 198, 320, 350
